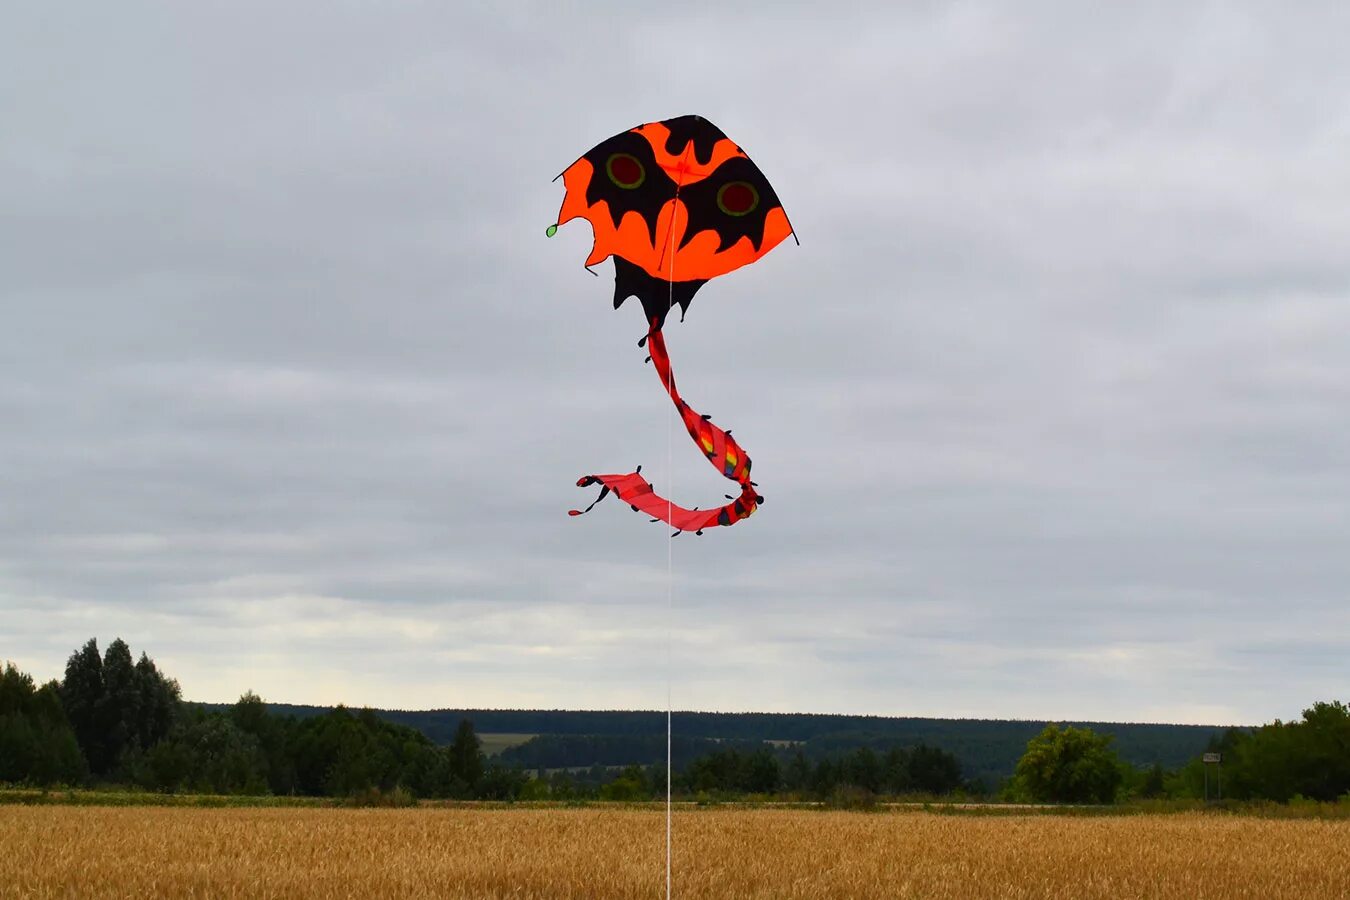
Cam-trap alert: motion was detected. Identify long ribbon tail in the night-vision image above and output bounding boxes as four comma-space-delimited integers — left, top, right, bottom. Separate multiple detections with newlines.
570, 320, 763, 533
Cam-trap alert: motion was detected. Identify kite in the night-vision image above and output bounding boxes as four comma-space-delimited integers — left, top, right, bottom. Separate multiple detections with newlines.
549, 114, 795, 534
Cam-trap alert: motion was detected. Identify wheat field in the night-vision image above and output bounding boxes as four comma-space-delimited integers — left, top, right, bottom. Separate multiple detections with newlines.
3, 806, 1348, 899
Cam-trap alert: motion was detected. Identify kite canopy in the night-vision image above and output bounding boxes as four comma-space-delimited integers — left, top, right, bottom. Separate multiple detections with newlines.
552, 115, 793, 533
555, 114, 794, 330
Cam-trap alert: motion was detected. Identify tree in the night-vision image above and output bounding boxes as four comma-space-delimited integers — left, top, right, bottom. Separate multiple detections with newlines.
1136, 763, 1167, 799
810, 757, 839, 798
60, 639, 108, 774
600, 765, 647, 801
448, 718, 484, 789
1291, 701, 1350, 800
743, 748, 780, 794
881, 747, 912, 794
908, 744, 963, 795
1221, 701, 1350, 801
101, 639, 139, 768
842, 747, 882, 793
58, 638, 181, 777
783, 749, 811, 793
229, 691, 297, 794
1014, 724, 1123, 803
0, 662, 86, 785
133, 652, 180, 750
680, 747, 781, 794
134, 710, 268, 794
478, 763, 529, 800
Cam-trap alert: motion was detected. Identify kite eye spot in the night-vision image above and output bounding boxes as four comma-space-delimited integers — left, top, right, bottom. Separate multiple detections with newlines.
717, 181, 759, 217
606, 153, 645, 189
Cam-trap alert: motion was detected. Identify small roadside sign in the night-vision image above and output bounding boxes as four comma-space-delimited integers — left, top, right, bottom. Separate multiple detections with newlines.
1203, 752, 1221, 764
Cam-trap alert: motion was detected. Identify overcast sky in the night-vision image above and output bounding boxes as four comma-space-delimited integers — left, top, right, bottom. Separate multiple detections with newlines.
3, 3, 1347, 726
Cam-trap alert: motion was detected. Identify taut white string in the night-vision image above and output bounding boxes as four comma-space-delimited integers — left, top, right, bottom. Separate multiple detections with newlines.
665, 151, 686, 900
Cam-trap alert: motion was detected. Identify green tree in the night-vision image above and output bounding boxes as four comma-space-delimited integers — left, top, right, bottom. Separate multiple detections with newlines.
1014, 724, 1123, 803
908, 744, 963, 795
743, 748, 780, 794
842, 747, 882, 793
230, 691, 269, 735
325, 710, 397, 796
101, 639, 139, 768
881, 747, 913, 794
518, 775, 553, 801
176, 712, 269, 794
809, 757, 839, 798
681, 747, 780, 794
448, 718, 484, 790
1221, 701, 1350, 801
58, 638, 180, 777
1136, 763, 1167, 799
133, 652, 180, 750
783, 749, 811, 793
60, 639, 109, 774
1293, 701, 1350, 800
478, 763, 529, 800
136, 736, 194, 792
229, 692, 298, 794
600, 765, 647, 801
0, 663, 86, 785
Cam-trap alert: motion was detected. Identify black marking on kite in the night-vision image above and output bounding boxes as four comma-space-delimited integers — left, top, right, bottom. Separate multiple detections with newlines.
658, 115, 727, 167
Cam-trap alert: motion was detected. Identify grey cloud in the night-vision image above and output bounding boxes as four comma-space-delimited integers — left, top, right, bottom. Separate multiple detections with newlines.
3, 2, 1347, 724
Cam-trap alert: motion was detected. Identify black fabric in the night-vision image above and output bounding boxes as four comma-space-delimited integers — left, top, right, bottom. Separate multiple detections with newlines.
657, 114, 728, 167
612, 257, 707, 330
581, 130, 677, 245
674, 154, 783, 254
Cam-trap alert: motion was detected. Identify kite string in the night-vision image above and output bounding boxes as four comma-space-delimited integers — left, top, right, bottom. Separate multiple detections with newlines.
665, 158, 683, 900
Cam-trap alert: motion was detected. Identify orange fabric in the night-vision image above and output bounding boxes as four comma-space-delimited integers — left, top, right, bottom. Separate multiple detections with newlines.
557, 161, 792, 282
636, 122, 744, 186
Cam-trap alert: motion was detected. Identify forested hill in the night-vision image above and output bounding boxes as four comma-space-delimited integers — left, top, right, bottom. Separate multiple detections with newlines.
201, 704, 1229, 785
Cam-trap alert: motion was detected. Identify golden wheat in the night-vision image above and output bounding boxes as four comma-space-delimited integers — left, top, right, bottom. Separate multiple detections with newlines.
2, 806, 1348, 899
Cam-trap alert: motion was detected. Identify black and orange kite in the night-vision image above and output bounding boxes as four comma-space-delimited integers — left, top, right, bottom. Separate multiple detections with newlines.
550, 115, 795, 535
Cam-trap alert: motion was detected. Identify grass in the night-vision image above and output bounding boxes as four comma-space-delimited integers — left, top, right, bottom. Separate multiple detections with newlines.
477, 732, 537, 756
0, 787, 338, 808
3, 805, 1349, 898
6, 787, 1350, 818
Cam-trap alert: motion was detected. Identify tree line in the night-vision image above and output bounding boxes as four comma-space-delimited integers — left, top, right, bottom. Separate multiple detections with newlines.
0, 640, 969, 801
1004, 709, 1350, 804
2, 640, 514, 799
3, 639, 1347, 805
276, 704, 1218, 785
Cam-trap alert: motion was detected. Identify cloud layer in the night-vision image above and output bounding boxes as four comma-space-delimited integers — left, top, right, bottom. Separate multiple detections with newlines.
4, 3, 1348, 724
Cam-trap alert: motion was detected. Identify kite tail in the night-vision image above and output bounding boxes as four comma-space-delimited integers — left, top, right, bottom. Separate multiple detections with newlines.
569, 321, 762, 534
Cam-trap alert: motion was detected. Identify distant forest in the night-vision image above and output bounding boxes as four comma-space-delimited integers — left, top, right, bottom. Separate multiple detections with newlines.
246, 703, 1225, 787
7, 638, 1349, 804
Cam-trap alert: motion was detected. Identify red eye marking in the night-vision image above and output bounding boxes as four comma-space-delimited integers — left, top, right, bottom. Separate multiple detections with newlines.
606, 153, 645, 189
717, 181, 759, 216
